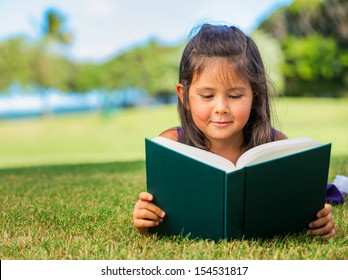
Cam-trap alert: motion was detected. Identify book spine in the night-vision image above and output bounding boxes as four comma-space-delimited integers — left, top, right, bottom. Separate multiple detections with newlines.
224, 169, 245, 239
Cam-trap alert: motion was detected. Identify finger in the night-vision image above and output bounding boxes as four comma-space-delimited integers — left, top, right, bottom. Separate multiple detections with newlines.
317, 203, 332, 218
134, 208, 164, 222
134, 200, 166, 218
309, 213, 332, 229
134, 218, 160, 229
308, 220, 335, 236
138, 192, 154, 201
320, 228, 336, 240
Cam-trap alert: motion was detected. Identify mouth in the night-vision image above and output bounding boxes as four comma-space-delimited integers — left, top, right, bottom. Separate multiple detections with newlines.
210, 121, 233, 127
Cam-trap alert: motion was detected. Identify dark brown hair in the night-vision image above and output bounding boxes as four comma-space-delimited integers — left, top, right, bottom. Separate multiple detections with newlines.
177, 24, 273, 151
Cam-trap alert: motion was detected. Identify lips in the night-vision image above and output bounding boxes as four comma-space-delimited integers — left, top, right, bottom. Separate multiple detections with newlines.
210, 121, 232, 127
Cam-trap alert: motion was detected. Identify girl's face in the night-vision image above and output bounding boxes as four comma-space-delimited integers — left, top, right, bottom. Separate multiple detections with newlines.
178, 58, 253, 146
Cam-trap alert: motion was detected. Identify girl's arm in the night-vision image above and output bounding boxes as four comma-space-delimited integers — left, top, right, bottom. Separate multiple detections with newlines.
308, 203, 336, 239
133, 192, 166, 234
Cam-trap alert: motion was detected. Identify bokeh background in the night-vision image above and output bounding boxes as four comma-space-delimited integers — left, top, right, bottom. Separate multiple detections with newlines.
0, 0, 347, 168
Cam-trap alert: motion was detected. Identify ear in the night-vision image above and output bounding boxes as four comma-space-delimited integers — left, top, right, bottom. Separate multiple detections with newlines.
176, 83, 190, 110
176, 83, 185, 103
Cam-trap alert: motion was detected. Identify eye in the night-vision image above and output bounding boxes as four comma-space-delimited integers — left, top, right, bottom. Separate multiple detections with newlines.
228, 94, 242, 99
200, 94, 214, 99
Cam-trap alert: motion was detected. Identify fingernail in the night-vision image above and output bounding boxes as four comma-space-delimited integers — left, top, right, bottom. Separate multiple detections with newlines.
160, 211, 165, 218
307, 230, 311, 235
148, 195, 153, 201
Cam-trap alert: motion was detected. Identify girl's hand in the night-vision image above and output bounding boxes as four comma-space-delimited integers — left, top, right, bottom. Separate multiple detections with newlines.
308, 203, 335, 239
133, 192, 166, 234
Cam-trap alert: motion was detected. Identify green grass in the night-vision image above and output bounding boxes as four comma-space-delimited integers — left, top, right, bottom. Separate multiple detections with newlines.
274, 97, 348, 156
0, 105, 178, 168
1, 159, 347, 260
0, 97, 347, 259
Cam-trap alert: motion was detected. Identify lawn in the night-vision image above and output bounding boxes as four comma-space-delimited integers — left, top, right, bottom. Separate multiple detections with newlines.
1, 159, 347, 260
0, 97, 347, 259
0, 105, 178, 168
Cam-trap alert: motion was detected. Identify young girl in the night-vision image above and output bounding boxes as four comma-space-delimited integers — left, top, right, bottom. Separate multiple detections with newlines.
133, 24, 335, 239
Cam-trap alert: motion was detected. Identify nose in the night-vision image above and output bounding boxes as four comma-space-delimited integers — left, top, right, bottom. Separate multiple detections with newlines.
214, 97, 229, 114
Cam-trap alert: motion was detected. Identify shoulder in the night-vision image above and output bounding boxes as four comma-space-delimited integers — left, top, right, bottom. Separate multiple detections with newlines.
159, 127, 179, 141
274, 129, 288, 141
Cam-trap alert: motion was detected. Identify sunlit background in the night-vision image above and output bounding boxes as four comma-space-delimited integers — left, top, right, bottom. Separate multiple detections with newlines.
0, 0, 347, 168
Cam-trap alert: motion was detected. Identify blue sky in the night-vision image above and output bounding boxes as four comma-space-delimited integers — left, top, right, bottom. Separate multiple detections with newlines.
1, 0, 293, 62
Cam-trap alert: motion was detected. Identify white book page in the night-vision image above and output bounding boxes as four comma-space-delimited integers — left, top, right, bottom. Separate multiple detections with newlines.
235, 137, 322, 168
152, 136, 235, 172
152, 136, 323, 172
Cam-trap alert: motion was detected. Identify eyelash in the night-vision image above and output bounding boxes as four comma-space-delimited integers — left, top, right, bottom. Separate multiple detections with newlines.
200, 94, 241, 99
229, 95, 242, 99
201, 94, 214, 99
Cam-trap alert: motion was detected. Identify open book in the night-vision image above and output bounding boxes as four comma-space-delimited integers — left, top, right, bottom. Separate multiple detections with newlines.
145, 137, 331, 240
152, 136, 324, 171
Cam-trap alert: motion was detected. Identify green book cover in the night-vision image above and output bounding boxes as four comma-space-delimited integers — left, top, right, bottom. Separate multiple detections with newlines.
146, 137, 331, 241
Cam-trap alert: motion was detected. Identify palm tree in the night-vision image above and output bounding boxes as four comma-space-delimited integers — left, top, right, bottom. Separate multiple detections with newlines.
36, 8, 73, 116
41, 8, 72, 53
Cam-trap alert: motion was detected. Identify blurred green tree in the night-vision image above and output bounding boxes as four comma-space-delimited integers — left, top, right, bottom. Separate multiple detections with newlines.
258, 0, 348, 96
0, 38, 32, 91
0, 8, 75, 94
74, 63, 103, 92
100, 40, 183, 99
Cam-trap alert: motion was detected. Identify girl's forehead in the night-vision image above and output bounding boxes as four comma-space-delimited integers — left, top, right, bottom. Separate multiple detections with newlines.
192, 57, 249, 87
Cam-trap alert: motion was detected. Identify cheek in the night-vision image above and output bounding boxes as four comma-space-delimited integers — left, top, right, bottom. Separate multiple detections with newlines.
190, 109, 210, 125
190, 102, 211, 120
234, 104, 252, 123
